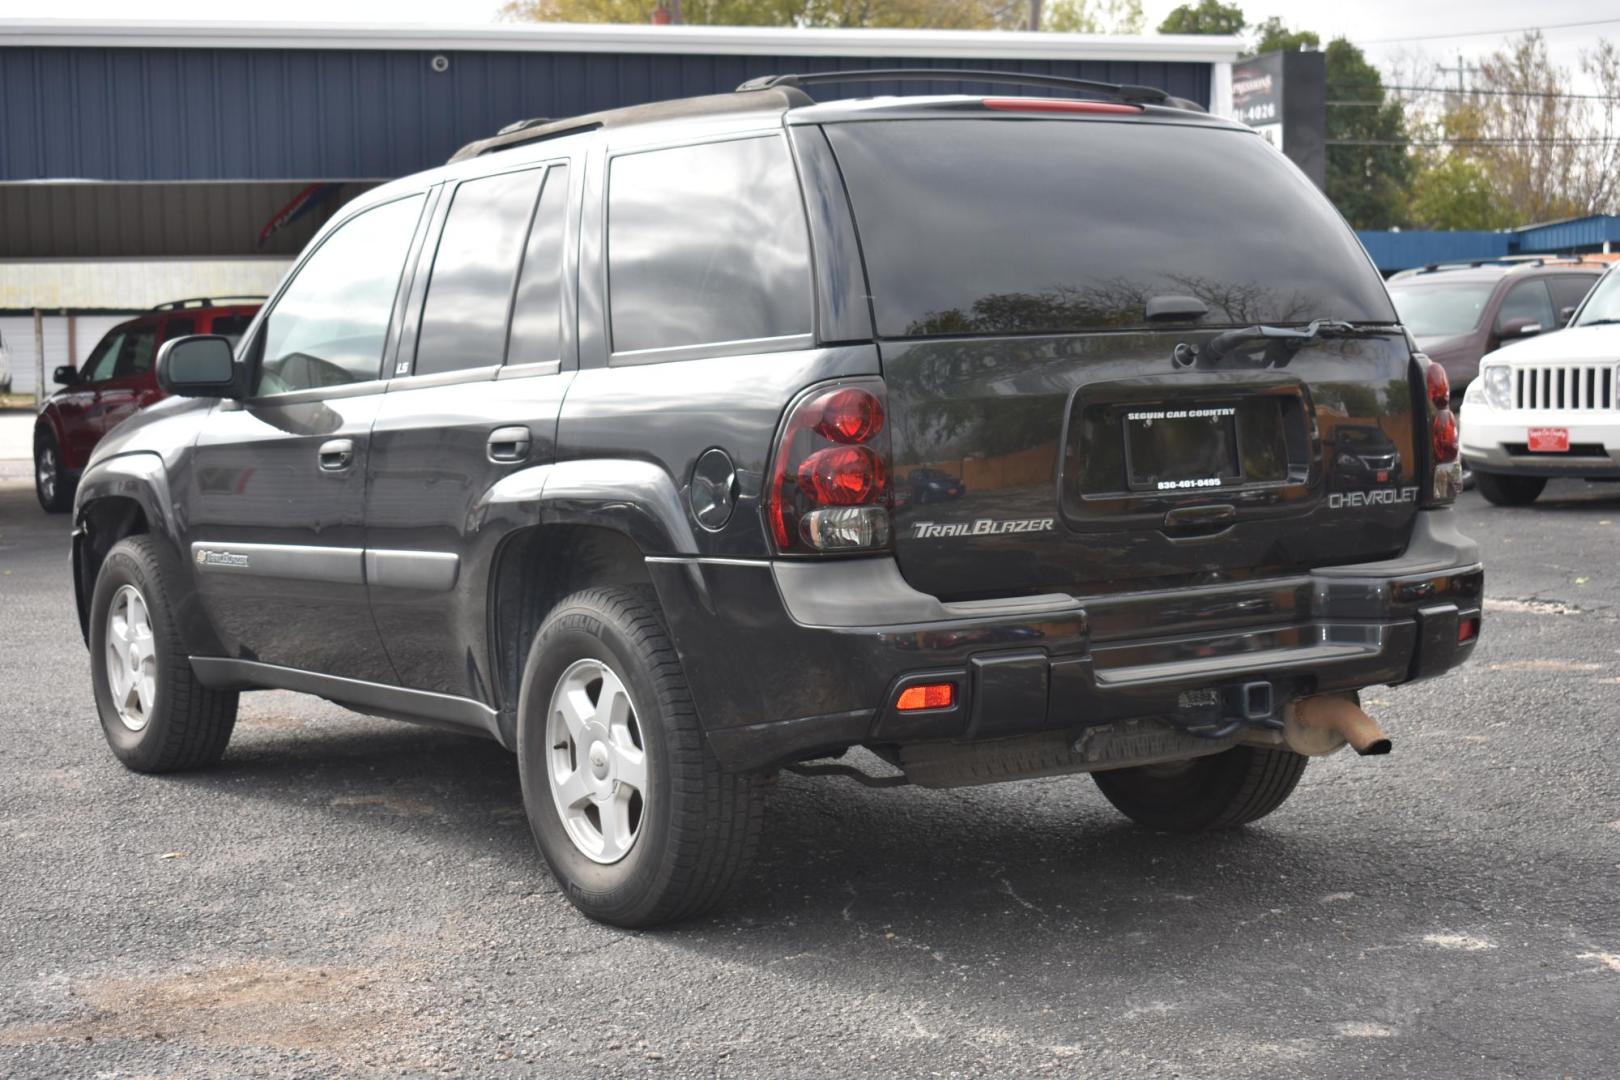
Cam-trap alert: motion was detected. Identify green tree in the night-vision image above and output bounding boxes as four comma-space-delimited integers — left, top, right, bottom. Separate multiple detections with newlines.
1156, 0, 1244, 35
1250, 16, 1317, 53
501, 0, 1020, 28
1044, 0, 1143, 33
1405, 156, 1512, 230
1243, 19, 1410, 229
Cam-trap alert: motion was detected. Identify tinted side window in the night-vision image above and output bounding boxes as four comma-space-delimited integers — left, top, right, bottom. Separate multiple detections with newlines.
81, 331, 126, 382
1496, 280, 1555, 333
507, 165, 570, 366
1547, 274, 1598, 322
254, 194, 424, 396
608, 136, 811, 354
116, 325, 158, 377
826, 120, 1397, 337
415, 168, 546, 376
209, 314, 253, 345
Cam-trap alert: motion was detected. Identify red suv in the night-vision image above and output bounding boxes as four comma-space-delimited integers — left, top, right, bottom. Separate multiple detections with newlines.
33, 298, 261, 511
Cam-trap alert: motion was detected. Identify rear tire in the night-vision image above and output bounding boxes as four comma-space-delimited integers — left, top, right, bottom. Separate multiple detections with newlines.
1474, 472, 1546, 506
1091, 745, 1307, 832
89, 536, 238, 772
517, 585, 765, 927
34, 430, 73, 513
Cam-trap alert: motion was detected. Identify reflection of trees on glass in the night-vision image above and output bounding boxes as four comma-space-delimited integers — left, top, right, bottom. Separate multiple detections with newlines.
903, 274, 1316, 338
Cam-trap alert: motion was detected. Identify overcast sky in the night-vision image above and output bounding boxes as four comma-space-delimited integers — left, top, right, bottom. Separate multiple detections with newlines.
17, 0, 1620, 79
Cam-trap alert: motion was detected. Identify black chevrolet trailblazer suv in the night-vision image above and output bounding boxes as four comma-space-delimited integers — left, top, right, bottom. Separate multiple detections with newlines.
71, 72, 1482, 927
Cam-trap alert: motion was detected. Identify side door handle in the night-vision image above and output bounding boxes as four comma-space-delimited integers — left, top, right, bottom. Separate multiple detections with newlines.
318, 438, 355, 472
487, 425, 531, 463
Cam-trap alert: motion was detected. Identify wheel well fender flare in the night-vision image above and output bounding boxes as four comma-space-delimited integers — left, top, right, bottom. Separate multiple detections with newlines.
480, 457, 700, 556
72, 452, 180, 644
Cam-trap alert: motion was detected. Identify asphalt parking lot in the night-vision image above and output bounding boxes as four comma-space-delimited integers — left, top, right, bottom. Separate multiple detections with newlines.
1, 476, 1617, 1079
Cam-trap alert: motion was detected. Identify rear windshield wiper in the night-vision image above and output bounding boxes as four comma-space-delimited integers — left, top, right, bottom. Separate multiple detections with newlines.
1173, 320, 1400, 370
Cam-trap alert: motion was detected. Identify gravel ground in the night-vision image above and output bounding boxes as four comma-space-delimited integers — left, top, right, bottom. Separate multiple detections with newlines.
1, 478, 1617, 1078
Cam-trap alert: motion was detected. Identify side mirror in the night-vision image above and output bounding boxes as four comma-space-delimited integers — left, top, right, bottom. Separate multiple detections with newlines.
1498, 318, 1542, 340
1559, 305, 1578, 325
156, 335, 243, 399
52, 365, 80, 386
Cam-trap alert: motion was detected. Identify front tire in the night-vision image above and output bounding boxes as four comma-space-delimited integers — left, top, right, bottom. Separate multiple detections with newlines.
34, 431, 73, 513
1091, 745, 1307, 832
517, 586, 765, 927
1474, 472, 1546, 506
89, 536, 238, 772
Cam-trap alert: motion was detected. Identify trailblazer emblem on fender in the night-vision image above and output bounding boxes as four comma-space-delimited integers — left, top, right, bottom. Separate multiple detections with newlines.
911, 518, 1056, 539
194, 548, 251, 569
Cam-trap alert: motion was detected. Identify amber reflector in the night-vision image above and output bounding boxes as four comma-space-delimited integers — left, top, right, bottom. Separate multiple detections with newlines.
896, 683, 955, 711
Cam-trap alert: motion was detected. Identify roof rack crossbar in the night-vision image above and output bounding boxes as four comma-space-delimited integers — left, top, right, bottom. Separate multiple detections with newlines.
150, 296, 267, 311
736, 68, 1171, 106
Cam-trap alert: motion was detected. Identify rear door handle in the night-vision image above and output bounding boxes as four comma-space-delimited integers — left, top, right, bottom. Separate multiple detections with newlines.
318, 438, 355, 472
487, 425, 531, 463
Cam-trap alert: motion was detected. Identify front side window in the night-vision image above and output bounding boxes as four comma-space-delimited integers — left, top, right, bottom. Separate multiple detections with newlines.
608, 136, 812, 355
115, 325, 158, 377
254, 194, 425, 396
414, 168, 547, 377
81, 331, 126, 382
1496, 280, 1555, 334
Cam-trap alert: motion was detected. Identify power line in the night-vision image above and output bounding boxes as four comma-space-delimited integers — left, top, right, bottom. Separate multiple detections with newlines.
1380, 84, 1620, 102
1328, 138, 1618, 146
1357, 17, 1620, 45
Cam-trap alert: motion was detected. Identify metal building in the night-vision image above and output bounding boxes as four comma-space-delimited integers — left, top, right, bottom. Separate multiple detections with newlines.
0, 18, 1242, 393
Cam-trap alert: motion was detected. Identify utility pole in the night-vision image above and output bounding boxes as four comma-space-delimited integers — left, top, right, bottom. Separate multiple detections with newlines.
1437, 52, 1478, 95
1028, 0, 1042, 32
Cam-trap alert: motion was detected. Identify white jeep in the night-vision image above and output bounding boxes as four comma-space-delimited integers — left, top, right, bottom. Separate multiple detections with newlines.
1461, 263, 1620, 505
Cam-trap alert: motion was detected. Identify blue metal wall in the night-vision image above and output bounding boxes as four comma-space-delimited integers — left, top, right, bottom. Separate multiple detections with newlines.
1356, 230, 1511, 274
0, 46, 1212, 182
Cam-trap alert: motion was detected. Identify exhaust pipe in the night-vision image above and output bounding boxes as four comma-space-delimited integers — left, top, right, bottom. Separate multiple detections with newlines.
1285, 694, 1391, 757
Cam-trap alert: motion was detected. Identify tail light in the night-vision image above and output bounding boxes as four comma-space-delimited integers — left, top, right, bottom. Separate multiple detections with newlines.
767, 381, 892, 553
1419, 356, 1462, 506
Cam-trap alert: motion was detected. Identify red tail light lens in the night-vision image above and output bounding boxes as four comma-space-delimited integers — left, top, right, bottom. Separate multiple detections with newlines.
799, 445, 886, 506
1426, 362, 1451, 411
814, 387, 885, 444
767, 382, 892, 553
1432, 408, 1459, 464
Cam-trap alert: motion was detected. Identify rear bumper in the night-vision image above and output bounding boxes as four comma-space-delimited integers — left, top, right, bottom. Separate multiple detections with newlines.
650, 511, 1483, 773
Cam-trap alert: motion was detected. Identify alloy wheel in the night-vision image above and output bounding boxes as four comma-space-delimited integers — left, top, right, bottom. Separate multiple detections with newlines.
105, 584, 158, 732
545, 657, 649, 864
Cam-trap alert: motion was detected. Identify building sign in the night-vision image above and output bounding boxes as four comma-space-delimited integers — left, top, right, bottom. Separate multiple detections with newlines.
1229, 50, 1325, 190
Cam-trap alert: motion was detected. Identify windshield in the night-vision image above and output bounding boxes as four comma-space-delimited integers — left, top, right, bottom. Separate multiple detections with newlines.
1572, 270, 1620, 326
1386, 281, 1494, 338
824, 119, 1396, 337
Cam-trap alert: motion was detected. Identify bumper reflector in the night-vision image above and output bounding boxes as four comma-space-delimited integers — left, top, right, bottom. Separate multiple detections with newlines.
897, 683, 955, 711
1458, 615, 1480, 644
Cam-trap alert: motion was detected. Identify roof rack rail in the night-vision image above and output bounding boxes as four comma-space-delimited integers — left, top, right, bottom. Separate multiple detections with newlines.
150, 296, 267, 311
736, 68, 1174, 107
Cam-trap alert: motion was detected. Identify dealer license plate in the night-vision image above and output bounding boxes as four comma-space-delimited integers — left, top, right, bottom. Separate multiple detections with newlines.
1528, 427, 1570, 453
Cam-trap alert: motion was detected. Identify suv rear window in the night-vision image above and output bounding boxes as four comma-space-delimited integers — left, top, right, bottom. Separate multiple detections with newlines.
825, 120, 1395, 338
